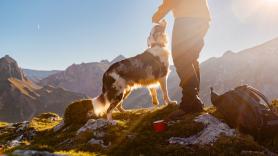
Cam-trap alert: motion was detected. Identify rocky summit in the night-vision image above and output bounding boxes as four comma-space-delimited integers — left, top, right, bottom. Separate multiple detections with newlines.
0, 55, 26, 81
0, 55, 87, 122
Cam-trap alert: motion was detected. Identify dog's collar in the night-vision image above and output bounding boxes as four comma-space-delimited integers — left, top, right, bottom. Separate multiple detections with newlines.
151, 43, 165, 48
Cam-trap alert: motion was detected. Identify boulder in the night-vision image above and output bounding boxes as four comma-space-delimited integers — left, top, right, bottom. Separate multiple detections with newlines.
169, 114, 236, 145
12, 150, 66, 156
64, 100, 96, 125
88, 138, 110, 148
1, 121, 37, 148
34, 112, 60, 122
76, 119, 114, 142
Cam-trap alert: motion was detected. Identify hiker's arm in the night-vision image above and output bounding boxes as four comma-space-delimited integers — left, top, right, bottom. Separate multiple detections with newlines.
152, 0, 171, 23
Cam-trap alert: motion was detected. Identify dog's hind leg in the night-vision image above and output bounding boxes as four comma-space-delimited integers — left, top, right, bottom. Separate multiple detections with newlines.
148, 88, 159, 106
159, 76, 177, 105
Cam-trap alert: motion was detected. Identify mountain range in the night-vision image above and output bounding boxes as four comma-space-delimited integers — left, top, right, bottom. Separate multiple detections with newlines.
38, 38, 278, 107
0, 55, 86, 122
1, 37, 278, 122
199, 38, 278, 104
22, 69, 61, 83
39, 55, 126, 98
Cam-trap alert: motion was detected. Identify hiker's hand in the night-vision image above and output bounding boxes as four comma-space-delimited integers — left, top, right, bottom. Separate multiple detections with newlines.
152, 12, 160, 24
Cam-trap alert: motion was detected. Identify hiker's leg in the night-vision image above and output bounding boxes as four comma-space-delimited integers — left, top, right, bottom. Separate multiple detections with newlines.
192, 57, 201, 93
159, 77, 177, 105
172, 19, 209, 113
165, 47, 202, 121
149, 88, 159, 106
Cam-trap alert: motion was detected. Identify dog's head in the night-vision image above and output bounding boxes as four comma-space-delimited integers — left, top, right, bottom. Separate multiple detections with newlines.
147, 19, 168, 48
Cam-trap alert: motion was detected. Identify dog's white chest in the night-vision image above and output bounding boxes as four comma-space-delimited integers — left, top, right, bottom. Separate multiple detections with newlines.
147, 47, 170, 67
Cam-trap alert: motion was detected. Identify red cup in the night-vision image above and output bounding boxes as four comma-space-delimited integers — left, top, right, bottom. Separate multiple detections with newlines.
153, 120, 167, 133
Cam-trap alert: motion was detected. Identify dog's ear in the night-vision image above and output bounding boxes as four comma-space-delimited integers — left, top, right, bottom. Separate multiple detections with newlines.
159, 19, 167, 31
147, 35, 152, 48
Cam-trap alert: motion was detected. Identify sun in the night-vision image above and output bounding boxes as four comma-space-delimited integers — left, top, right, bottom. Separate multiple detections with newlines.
265, 0, 278, 5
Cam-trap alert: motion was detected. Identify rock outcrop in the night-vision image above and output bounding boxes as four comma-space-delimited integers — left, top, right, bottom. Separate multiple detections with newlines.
12, 150, 66, 156
0, 55, 26, 81
169, 114, 236, 145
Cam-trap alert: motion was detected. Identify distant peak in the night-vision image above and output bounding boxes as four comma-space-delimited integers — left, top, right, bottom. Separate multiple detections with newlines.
1, 55, 16, 63
263, 37, 278, 46
110, 55, 126, 64
100, 59, 109, 64
223, 50, 235, 57
4, 54, 11, 58
0, 55, 26, 81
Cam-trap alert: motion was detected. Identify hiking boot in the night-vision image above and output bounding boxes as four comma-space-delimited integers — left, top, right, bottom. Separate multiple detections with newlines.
164, 98, 204, 122
180, 96, 204, 114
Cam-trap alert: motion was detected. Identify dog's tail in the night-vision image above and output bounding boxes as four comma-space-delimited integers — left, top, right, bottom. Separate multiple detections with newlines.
92, 94, 108, 116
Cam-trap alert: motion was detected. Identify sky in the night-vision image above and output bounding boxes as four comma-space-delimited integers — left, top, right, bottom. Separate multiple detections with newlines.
1, 0, 278, 70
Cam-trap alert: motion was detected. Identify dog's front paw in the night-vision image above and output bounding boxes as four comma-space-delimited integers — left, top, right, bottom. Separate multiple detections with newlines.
167, 101, 178, 105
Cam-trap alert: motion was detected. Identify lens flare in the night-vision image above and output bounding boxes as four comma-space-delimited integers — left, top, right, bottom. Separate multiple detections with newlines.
264, 0, 278, 6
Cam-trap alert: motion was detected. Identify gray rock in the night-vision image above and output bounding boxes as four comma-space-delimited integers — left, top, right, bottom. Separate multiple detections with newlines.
88, 138, 110, 148
76, 119, 115, 141
15, 121, 29, 133
12, 150, 66, 156
53, 120, 65, 132
169, 114, 236, 145
76, 119, 113, 135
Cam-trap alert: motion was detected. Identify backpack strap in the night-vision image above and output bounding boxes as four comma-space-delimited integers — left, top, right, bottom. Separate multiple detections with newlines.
245, 85, 278, 128
234, 88, 265, 133
245, 85, 273, 111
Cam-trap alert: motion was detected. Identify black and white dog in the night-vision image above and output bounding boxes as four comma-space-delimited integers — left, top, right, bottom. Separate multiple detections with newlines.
92, 20, 177, 120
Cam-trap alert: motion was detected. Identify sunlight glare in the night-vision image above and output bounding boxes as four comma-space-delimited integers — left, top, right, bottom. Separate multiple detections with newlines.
264, 0, 278, 6
266, 0, 278, 3
232, 0, 278, 21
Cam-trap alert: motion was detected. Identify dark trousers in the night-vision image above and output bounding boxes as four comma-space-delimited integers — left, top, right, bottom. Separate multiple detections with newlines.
172, 18, 209, 112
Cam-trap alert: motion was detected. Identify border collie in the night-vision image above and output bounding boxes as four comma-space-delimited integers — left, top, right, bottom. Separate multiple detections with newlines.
92, 20, 177, 120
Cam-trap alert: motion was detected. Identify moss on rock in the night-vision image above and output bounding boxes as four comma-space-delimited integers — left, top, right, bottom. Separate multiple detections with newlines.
29, 112, 61, 132
0, 122, 8, 128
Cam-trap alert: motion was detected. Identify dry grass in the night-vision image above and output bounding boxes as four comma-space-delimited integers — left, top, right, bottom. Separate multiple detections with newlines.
0, 122, 8, 128
3, 103, 278, 156
29, 113, 62, 132
8, 78, 41, 99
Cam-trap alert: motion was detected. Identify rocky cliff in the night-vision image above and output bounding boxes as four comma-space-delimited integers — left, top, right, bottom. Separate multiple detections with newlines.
0, 55, 86, 122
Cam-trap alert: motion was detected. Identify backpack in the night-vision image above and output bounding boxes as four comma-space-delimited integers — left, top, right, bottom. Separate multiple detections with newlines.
210, 85, 278, 138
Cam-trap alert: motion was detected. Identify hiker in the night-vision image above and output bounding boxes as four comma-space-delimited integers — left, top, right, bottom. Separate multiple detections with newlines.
152, 0, 211, 120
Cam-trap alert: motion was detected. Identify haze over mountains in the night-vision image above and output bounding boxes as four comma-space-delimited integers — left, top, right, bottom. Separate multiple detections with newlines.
0, 55, 86, 122
39, 55, 126, 98
23, 69, 61, 83
199, 38, 278, 104
35, 37, 278, 107
1, 37, 277, 122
